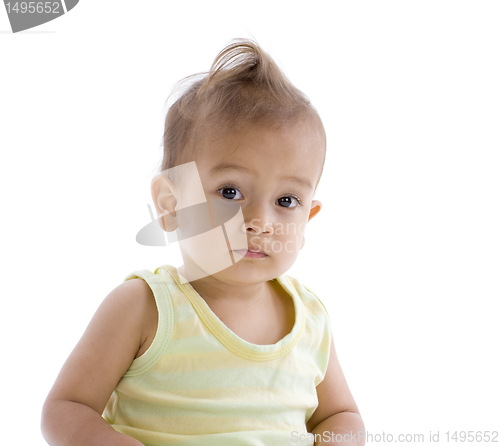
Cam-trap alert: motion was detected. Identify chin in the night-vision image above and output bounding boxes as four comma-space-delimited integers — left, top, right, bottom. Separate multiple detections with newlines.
220, 257, 295, 284
180, 247, 298, 283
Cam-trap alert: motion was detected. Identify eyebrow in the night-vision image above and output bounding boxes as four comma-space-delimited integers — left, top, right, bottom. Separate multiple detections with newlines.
209, 163, 313, 190
281, 175, 314, 189
210, 163, 254, 175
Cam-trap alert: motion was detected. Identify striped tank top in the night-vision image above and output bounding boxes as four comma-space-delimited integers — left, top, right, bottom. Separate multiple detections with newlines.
103, 265, 332, 446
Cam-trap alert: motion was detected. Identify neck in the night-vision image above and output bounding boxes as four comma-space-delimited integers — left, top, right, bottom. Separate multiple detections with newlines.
187, 273, 271, 308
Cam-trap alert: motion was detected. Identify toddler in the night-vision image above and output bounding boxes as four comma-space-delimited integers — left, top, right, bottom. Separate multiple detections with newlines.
41, 39, 365, 446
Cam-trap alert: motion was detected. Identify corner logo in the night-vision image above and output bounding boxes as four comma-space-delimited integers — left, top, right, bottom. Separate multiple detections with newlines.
3, 0, 79, 33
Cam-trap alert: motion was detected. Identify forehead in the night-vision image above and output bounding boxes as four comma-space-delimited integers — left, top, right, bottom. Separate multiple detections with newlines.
192, 119, 325, 187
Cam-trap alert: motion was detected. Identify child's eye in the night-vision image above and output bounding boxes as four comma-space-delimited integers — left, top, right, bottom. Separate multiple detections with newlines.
276, 195, 301, 208
218, 186, 243, 200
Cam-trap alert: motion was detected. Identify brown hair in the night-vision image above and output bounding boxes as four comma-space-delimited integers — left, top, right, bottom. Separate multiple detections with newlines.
161, 38, 325, 172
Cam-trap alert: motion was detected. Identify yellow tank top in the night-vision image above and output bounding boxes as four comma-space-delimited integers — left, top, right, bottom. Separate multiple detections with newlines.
103, 265, 331, 446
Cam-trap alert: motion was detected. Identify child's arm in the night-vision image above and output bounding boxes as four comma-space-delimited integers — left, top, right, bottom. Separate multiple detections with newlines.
41, 278, 157, 446
306, 339, 366, 446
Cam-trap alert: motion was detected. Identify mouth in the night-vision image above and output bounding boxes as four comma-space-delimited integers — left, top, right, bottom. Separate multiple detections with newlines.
233, 246, 269, 259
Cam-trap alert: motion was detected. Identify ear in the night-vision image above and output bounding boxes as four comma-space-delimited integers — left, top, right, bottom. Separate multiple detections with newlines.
151, 173, 178, 231
300, 200, 322, 250
308, 200, 322, 221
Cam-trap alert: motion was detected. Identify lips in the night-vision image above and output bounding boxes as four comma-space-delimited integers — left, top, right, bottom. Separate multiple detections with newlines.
248, 245, 265, 253
233, 246, 268, 259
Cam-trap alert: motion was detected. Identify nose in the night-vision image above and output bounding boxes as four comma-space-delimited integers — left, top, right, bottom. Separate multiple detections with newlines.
244, 203, 274, 235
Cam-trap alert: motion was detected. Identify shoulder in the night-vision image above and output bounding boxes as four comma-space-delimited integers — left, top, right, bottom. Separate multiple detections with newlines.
42, 275, 159, 414
280, 273, 330, 317
101, 276, 158, 358
281, 274, 332, 383
105, 277, 155, 314
280, 272, 332, 340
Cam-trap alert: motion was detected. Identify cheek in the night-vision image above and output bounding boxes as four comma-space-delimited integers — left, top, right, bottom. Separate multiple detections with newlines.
257, 228, 305, 257
277, 218, 307, 254
273, 218, 307, 239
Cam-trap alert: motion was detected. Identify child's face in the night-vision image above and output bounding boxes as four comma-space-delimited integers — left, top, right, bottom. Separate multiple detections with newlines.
169, 118, 324, 284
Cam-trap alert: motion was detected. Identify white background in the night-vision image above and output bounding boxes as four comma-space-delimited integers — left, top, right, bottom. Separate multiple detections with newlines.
1, 1, 499, 445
